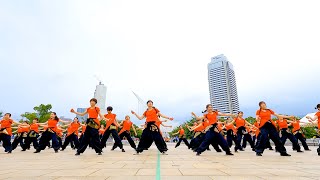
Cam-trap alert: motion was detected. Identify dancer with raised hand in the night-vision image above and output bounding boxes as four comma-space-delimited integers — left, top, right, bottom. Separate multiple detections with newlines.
131, 100, 173, 155
276, 117, 302, 153
0, 113, 22, 153
100, 106, 125, 152
112, 115, 137, 151
173, 125, 190, 149
34, 112, 68, 153
71, 98, 105, 156
306, 103, 320, 155
61, 117, 81, 151
192, 104, 235, 156
255, 101, 293, 156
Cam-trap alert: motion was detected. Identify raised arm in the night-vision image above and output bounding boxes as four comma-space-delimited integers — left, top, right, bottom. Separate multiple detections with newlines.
307, 114, 318, 121
191, 112, 205, 121
131, 110, 145, 120
273, 113, 294, 119
218, 112, 236, 117
71, 109, 87, 116
161, 123, 172, 128
158, 112, 173, 121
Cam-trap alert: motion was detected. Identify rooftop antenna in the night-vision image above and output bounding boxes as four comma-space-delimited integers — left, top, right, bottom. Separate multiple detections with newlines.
94, 75, 103, 85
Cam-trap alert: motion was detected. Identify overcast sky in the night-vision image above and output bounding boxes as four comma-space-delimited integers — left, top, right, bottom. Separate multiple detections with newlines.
1, 0, 319, 127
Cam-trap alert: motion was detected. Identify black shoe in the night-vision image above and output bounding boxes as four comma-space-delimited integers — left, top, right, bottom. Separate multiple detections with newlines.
226, 152, 234, 156
98, 152, 102, 155
256, 152, 262, 156
75, 152, 80, 156
111, 148, 115, 151
239, 149, 244, 151
55, 150, 59, 153
252, 148, 255, 151
207, 148, 211, 151
317, 148, 320, 156
7, 151, 12, 154
161, 152, 168, 155
297, 150, 303, 153
280, 152, 291, 156
34, 150, 40, 153
216, 149, 222, 152
133, 152, 140, 155
21, 149, 26, 152
60, 148, 65, 151
196, 152, 201, 156
122, 149, 125, 152
269, 148, 274, 151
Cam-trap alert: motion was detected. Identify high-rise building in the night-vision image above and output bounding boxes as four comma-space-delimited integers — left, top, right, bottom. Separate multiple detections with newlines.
94, 82, 107, 115
76, 108, 88, 123
208, 54, 239, 114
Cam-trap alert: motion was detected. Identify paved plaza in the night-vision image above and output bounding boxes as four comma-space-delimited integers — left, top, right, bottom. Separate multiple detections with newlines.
0, 143, 320, 180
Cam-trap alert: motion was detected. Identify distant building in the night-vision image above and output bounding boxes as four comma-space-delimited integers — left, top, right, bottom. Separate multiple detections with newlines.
208, 54, 240, 114
76, 108, 88, 122
59, 116, 72, 122
94, 82, 107, 115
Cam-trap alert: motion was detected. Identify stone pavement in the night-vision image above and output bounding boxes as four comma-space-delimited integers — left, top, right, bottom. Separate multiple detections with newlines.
0, 143, 320, 180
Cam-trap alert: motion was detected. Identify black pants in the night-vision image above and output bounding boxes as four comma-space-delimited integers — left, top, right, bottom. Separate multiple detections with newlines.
0, 133, 12, 152
37, 130, 60, 151
136, 122, 167, 153
196, 125, 231, 154
190, 133, 203, 150
255, 122, 286, 154
12, 134, 26, 150
242, 134, 255, 149
226, 130, 238, 148
112, 131, 136, 150
294, 132, 310, 150
23, 133, 39, 150
175, 136, 190, 148
101, 128, 123, 149
61, 134, 80, 150
236, 127, 246, 150
77, 126, 102, 154
280, 129, 301, 151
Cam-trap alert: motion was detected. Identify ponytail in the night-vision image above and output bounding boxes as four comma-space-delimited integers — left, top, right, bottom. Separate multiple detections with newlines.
52, 112, 59, 121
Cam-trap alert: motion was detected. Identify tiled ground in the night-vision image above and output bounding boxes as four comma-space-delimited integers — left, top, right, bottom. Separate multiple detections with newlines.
0, 143, 320, 180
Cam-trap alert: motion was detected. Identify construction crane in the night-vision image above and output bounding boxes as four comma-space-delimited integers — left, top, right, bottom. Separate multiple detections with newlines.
132, 91, 147, 115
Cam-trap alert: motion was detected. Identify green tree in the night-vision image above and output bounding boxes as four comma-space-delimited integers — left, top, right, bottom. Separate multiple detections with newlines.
301, 126, 318, 139
245, 116, 256, 124
21, 104, 53, 123
21, 112, 38, 123
0, 111, 3, 119
169, 117, 197, 139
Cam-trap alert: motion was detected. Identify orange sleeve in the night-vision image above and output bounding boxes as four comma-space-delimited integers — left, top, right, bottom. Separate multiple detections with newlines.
256, 110, 260, 115
155, 108, 160, 114
96, 107, 100, 113
143, 111, 147, 116
269, 109, 275, 115
104, 114, 107, 118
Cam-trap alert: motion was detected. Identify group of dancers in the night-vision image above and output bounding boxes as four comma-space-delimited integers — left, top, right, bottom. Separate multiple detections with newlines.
1, 98, 320, 157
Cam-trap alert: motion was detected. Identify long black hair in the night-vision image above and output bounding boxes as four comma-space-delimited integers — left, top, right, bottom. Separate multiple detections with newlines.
52, 112, 59, 121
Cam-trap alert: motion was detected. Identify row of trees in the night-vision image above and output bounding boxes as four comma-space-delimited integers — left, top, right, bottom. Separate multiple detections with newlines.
169, 117, 319, 139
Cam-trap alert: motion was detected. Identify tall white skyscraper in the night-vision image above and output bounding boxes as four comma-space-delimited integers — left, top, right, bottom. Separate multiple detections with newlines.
208, 54, 239, 114
94, 82, 107, 115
